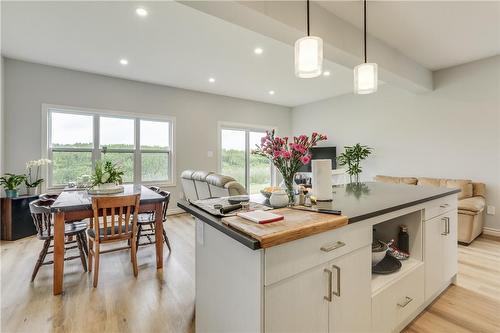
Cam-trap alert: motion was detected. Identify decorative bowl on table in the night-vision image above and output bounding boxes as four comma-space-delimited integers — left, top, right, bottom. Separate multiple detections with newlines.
88, 183, 124, 195
260, 186, 282, 198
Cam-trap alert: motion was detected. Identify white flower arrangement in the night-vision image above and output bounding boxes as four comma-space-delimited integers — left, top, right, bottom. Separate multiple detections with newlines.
25, 158, 52, 191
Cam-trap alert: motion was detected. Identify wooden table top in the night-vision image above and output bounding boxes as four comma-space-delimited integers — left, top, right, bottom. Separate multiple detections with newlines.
51, 184, 165, 212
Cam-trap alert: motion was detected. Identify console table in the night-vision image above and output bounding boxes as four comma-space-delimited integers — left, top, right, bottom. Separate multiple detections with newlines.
1, 195, 39, 240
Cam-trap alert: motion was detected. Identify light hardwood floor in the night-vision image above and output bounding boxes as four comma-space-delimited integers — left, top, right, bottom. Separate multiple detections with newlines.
1, 214, 499, 333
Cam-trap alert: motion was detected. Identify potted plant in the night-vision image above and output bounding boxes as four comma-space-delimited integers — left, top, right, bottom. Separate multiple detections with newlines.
253, 130, 327, 206
337, 143, 373, 184
25, 159, 51, 195
0, 173, 27, 198
91, 160, 124, 190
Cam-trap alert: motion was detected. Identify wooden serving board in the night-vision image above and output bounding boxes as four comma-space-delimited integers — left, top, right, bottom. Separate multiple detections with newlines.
222, 208, 348, 248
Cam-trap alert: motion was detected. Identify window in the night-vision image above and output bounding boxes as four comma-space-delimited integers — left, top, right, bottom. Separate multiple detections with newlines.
219, 125, 273, 194
45, 106, 174, 188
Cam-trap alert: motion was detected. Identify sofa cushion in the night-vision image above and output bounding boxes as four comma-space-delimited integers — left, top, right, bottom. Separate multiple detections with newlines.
417, 177, 442, 187
374, 175, 417, 185
458, 196, 485, 213
181, 170, 195, 180
192, 170, 212, 181
444, 179, 473, 200
206, 174, 236, 187
472, 182, 486, 198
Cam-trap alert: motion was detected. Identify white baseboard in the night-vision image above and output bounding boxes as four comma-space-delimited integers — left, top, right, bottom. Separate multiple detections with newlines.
167, 207, 186, 216
483, 227, 500, 237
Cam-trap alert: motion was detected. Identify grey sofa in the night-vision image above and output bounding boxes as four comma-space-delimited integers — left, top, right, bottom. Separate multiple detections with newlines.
181, 170, 247, 201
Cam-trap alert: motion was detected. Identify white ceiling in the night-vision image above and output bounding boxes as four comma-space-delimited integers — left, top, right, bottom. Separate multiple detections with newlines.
1, 1, 354, 107
319, 1, 500, 71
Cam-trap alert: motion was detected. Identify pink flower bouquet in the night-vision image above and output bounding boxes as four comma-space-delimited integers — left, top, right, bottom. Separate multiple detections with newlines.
253, 129, 327, 205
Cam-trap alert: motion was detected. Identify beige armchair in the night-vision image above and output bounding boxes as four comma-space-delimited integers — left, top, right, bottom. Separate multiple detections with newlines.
374, 175, 486, 244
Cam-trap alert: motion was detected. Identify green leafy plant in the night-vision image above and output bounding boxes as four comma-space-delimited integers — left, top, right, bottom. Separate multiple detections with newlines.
337, 143, 373, 184
0, 173, 26, 190
91, 161, 124, 187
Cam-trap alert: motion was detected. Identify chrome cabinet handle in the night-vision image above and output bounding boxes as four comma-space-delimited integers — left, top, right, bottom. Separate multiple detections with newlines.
320, 241, 346, 252
446, 217, 450, 235
441, 217, 448, 235
397, 296, 413, 308
440, 203, 449, 208
332, 265, 341, 297
324, 269, 333, 302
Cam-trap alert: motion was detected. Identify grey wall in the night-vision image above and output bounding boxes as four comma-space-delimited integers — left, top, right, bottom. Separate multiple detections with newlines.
293, 55, 500, 230
3, 58, 291, 211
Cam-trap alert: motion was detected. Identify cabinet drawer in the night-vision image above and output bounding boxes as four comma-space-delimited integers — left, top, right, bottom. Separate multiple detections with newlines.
264, 223, 371, 285
424, 195, 457, 221
372, 264, 424, 333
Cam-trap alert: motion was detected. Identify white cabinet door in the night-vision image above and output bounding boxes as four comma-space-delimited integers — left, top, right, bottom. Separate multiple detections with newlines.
265, 263, 330, 333
442, 210, 458, 282
330, 246, 372, 333
424, 214, 445, 300
424, 210, 458, 300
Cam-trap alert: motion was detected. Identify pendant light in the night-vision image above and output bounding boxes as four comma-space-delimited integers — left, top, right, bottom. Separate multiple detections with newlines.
295, 0, 323, 78
354, 0, 378, 94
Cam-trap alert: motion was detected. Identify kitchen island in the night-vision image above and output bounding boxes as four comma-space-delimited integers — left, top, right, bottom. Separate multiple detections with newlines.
178, 182, 460, 333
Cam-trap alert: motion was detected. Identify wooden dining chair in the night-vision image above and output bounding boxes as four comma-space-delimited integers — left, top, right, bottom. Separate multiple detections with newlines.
29, 199, 88, 282
87, 194, 140, 288
136, 190, 171, 252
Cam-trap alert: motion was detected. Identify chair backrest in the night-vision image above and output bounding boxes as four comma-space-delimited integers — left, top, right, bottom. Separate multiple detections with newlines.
91, 194, 140, 242
148, 186, 160, 193
158, 190, 171, 222
29, 199, 55, 237
39, 193, 59, 201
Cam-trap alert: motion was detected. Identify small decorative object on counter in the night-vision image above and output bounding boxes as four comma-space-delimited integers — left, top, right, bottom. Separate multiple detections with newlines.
387, 239, 410, 260
298, 189, 305, 206
269, 190, 289, 208
336, 143, 373, 185
253, 129, 327, 206
398, 225, 410, 253
240, 202, 250, 212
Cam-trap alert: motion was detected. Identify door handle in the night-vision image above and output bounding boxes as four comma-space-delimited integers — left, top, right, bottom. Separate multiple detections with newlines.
332, 265, 341, 297
397, 296, 413, 308
324, 269, 333, 302
320, 241, 346, 252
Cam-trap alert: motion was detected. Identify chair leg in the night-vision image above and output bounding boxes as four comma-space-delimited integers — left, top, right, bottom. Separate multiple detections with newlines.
136, 224, 142, 251
88, 238, 93, 273
131, 236, 138, 277
92, 244, 100, 288
163, 229, 171, 252
81, 232, 89, 257
31, 239, 50, 282
76, 233, 87, 272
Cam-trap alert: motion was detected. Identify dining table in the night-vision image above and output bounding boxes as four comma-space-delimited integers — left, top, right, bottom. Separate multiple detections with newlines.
50, 184, 167, 295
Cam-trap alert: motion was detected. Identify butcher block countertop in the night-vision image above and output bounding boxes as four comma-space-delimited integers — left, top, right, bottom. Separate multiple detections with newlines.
178, 182, 460, 250
221, 208, 348, 248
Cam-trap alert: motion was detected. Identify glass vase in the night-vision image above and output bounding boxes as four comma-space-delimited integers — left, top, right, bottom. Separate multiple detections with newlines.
283, 175, 296, 206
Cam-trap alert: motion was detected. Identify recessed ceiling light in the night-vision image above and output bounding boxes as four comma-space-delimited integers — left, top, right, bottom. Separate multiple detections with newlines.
119, 58, 128, 66
323, 70, 331, 77
135, 7, 148, 17
254, 47, 263, 55
269, 90, 275, 95
208, 77, 216, 83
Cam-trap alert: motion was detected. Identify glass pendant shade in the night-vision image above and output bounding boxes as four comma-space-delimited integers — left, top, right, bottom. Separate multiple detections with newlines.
294, 36, 323, 78
354, 62, 378, 94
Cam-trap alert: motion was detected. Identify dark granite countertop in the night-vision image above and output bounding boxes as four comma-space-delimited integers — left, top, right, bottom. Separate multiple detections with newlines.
178, 182, 460, 250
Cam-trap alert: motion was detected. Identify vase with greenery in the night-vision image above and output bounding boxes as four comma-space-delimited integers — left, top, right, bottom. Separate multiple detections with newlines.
91, 160, 124, 189
0, 173, 27, 198
337, 143, 373, 184
25, 159, 51, 195
253, 129, 327, 206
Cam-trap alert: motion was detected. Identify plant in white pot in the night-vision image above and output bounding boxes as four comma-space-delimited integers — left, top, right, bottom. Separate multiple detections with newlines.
91, 161, 124, 191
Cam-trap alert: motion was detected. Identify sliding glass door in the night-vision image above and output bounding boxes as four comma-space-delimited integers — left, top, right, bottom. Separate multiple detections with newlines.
220, 127, 272, 194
